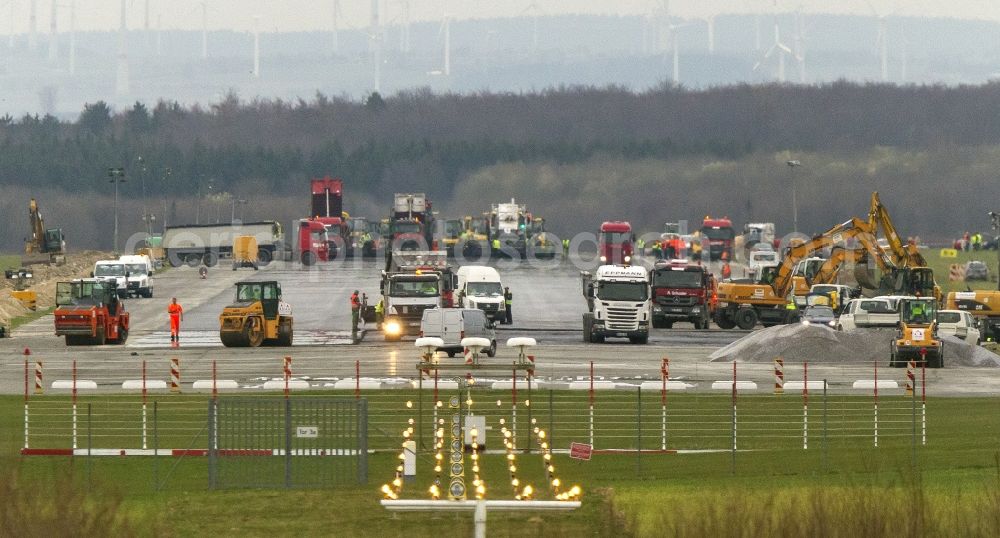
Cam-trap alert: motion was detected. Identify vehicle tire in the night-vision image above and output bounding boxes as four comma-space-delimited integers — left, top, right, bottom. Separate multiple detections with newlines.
630, 335, 648, 344
487, 340, 497, 357
592, 333, 605, 344
232, 262, 238, 271
244, 316, 265, 347
93, 325, 106, 346
203, 252, 218, 267
447, 351, 456, 358
714, 310, 737, 330
115, 325, 128, 345
300, 250, 315, 267
257, 249, 272, 266
185, 254, 202, 267
276, 318, 293, 346
735, 308, 758, 330
582, 313, 594, 343
384, 333, 401, 343
66, 335, 85, 346
167, 252, 184, 267
664, 321, 674, 329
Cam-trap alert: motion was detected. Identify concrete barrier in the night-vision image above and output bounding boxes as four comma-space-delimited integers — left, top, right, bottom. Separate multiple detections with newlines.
191, 380, 239, 390
333, 379, 381, 390
52, 380, 97, 390
122, 380, 168, 390
852, 380, 899, 390
410, 380, 459, 390
783, 381, 826, 391
262, 379, 310, 390
567, 380, 616, 390
639, 381, 693, 391
711, 381, 758, 391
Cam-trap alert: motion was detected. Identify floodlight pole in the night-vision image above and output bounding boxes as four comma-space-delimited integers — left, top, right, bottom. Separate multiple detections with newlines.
989, 211, 1000, 291
108, 167, 127, 255
787, 160, 802, 234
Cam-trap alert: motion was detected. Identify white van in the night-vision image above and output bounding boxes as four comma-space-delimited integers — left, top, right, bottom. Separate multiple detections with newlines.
118, 254, 155, 298
455, 265, 506, 323
92, 260, 129, 298
837, 296, 909, 331
420, 308, 497, 357
747, 249, 779, 279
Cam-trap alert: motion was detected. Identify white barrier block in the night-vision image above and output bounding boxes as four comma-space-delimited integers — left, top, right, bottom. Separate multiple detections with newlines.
639, 381, 693, 391
491, 380, 538, 390
192, 380, 239, 390
332, 379, 382, 390
263, 379, 311, 390
567, 380, 616, 390
852, 380, 899, 390
711, 381, 758, 391
411, 380, 459, 390
783, 381, 827, 391
52, 380, 97, 390
122, 380, 169, 390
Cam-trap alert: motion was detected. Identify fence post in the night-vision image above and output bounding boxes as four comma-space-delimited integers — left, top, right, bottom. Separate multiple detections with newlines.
355, 360, 360, 400
822, 379, 828, 474
912, 369, 917, 470
208, 399, 217, 489
512, 364, 518, 451
358, 399, 368, 485
87, 403, 92, 490
284, 398, 292, 488
154, 401, 159, 491
23, 356, 29, 450
549, 389, 554, 449
731, 362, 737, 475
874, 360, 879, 448
142, 360, 148, 450
661, 357, 668, 451
802, 362, 808, 450
636, 386, 642, 477
774, 357, 784, 395
526, 368, 533, 455
170, 357, 180, 393
72, 359, 78, 450
284, 356, 292, 399
921, 362, 927, 446
906, 359, 915, 397
589, 361, 595, 448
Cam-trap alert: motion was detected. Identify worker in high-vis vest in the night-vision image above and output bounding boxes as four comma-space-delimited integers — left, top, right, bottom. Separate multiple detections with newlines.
504, 287, 513, 325
167, 298, 184, 343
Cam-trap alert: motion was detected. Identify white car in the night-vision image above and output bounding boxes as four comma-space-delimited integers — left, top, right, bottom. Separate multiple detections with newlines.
837, 297, 901, 331
937, 310, 981, 344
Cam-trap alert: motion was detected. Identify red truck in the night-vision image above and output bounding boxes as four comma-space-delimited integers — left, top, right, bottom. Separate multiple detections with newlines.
700, 216, 735, 261
598, 221, 634, 265
297, 219, 330, 266
311, 177, 352, 258
391, 193, 435, 252
54, 279, 130, 345
649, 259, 716, 329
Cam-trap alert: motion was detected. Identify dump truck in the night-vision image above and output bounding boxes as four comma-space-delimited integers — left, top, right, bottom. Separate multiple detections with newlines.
650, 259, 715, 329
491, 199, 529, 258
890, 297, 943, 368
22, 198, 66, 266
54, 279, 129, 345
219, 281, 293, 347
700, 216, 735, 261
598, 221, 634, 265
390, 193, 434, 252
310, 176, 352, 258
581, 265, 651, 344
163, 221, 286, 267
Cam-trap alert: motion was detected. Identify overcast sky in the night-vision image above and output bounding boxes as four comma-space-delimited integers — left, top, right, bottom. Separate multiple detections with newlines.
4, 1, 1000, 34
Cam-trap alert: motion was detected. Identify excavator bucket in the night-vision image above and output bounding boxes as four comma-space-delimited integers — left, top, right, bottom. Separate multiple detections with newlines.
853, 263, 880, 290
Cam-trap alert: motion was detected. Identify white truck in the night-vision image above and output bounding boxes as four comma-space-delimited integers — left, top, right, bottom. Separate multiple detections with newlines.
581, 265, 651, 344
92, 260, 129, 298
163, 221, 286, 268
743, 222, 775, 250
118, 254, 155, 298
455, 265, 506, 323
379, 270, 444, 342
492, 198, 528, 257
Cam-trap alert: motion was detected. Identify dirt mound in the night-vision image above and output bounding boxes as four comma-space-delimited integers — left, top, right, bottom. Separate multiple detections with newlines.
709, 324, 1000, 368
0, 251, 111, 326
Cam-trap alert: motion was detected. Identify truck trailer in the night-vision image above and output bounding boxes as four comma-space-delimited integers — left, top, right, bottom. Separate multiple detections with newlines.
163, 221, 286, 267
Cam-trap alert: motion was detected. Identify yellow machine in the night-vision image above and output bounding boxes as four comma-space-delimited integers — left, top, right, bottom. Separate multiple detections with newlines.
5, 269, 37, 310
219, 281, 293, 347
891, 297, 943, 368
868, 192, 941, 302
946, 290, 1000, 342
715, 217, 885, 329
232, 235, 260, 270
23, 198, 66, 266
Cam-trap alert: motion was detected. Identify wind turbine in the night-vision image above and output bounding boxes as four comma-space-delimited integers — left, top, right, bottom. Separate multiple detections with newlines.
115, 0, 129, 97
69, 0, 76, 74
439, 14, 451, 76
752, 4, 794, 83
200, 1, 208, 59
47, 0, 57, 62
523, 1, 541, 56
29, 0, 37, 51
669, 22, 692, 85
252, 15, 260, 78
866, 1, 897, 82
399, 0, 411, 54
704, 15, 715, 55
331, 0, 340, 54
793, 8, 805, 83
370, 0, 382, 91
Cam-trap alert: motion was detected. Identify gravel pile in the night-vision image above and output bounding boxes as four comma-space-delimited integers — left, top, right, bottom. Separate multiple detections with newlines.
0, 251, 111, 326
709, 324, 1000, 368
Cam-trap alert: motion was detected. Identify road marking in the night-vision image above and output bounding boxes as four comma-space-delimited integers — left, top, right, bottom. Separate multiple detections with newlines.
128, 330, 355, 348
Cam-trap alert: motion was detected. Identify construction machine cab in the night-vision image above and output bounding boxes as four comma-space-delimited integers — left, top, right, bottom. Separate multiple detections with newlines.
901, 297, 936, 326
56, 279, 116, 308
236, 281, 282, 319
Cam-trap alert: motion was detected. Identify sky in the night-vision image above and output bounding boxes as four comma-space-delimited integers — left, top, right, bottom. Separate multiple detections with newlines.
3, 1, 1000, 35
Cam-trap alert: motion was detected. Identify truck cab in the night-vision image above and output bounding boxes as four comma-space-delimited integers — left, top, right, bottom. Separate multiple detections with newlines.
118, 254, 155, 298
455, 265, 506, 323
297, 219, 330, 266
380, 271, 444, 341
650, 260, 714, 329
700, 216, 735, 261
581, 265, 650, 344
598, 221, 634, 265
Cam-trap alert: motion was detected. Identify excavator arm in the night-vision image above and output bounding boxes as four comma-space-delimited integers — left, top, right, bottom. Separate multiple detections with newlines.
25, 198, 45, 255
811, 229, 897, 287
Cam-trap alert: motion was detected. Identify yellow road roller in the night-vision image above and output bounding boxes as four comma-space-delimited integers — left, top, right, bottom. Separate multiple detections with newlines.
219, 280, 293, 347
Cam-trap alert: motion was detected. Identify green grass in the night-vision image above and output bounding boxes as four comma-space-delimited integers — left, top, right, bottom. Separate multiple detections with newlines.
8, 307, 53, 330
924, 247, 999, 294
3, 393, 1000, 537
0, 254, 19, 272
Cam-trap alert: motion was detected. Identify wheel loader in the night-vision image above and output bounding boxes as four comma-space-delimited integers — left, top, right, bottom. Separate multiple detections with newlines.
890, 297, 943, 368
219, 281, 293, 347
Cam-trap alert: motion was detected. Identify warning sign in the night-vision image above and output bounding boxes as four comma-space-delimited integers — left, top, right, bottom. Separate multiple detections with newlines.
569, 442, 593, 461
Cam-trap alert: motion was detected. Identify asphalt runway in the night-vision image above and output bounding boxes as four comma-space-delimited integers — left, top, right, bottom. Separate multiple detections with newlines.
2, 256, 997, 395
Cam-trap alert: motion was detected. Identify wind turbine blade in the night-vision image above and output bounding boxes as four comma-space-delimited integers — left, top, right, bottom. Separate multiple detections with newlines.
778, 43, 792, 54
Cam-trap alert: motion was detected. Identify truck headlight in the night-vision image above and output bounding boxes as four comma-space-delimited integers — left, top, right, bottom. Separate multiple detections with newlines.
653, 306, 662, 312
691, 307, 701, 313
599, 255, 607, 263
384, 320, 402, 335
593, 320, 604, 327
624, 255, 631, 263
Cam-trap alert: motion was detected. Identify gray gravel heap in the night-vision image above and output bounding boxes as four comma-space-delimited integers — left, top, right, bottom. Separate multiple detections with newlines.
708, 324, 1000, 368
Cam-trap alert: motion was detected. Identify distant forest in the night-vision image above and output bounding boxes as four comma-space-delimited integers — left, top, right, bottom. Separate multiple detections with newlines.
2, 82, 1000, 250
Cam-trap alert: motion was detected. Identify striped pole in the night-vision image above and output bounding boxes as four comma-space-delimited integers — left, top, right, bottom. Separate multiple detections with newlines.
921, 362, 927, 446
72, 359, 78, 450
170, 357, 181, 393
589, 361, 595, 448
906, 360, 915, 397
511, 364, 518, 451
802, 362, 808, 450
142, 360, 148, 450
874, 360, 879, 448
34, 360, 43, 395
23, 355, 29, 449
661, 357, 668, 451
774, 358, 784, 395
283, 356, 292, 399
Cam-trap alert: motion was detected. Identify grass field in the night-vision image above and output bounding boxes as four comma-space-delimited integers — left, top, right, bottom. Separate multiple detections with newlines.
924, 247, 999, 294
0, 254, 19, 271
3, 392, 1000, 537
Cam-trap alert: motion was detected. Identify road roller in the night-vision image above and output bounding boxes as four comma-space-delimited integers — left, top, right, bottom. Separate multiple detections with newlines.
219, 280, 293, 347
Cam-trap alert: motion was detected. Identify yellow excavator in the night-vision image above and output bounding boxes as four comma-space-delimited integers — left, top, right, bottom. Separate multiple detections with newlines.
715, 217, 879, 329
23, 198, 66, 266
867, 192, 941, 302
219, 281, 293, 347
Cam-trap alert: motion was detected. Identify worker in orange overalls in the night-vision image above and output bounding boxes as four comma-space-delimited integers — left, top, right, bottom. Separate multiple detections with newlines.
720, 251, 732, 280
167, 297, 184, 343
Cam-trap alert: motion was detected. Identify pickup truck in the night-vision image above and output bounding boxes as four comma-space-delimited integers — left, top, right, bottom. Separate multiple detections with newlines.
836, 296, 910, 331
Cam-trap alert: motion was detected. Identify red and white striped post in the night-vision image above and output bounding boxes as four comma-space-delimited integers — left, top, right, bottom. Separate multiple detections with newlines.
23, 351, 29, 450
142, 360, 148, 450
873, 360, 879, 448
802, 362, 808, 450
170, 357, 181, 393
731, 362, 738, 454
906, 359, 915, 397
283, 356, 292, 399
511, 364, 518, 450
774, 358, 784, 395
71, 359, 78, 450
355, 360, 360, 400
921, 362, 927, 446
34, 359, 43, 395
661, 357, 669, 451
589, 360, 595, 447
